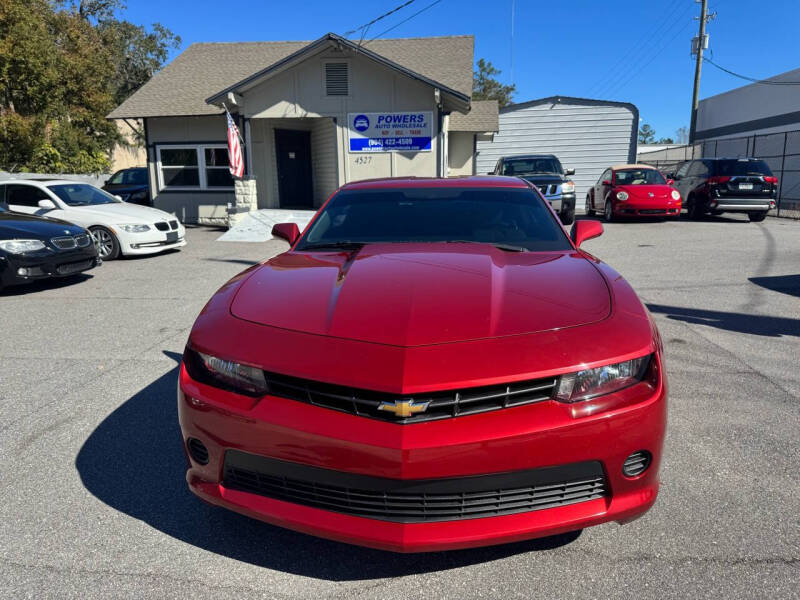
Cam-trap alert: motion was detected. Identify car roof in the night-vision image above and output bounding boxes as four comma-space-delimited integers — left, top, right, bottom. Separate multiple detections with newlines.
341, 176, 530, 191
612, 164, 659, 170
501, 154, 557, 160
1, 179, 89, 186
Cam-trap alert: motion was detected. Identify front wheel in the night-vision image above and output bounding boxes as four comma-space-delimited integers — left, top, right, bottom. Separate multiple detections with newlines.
604, 199, 614, 222
559, 207, 575, 225
90, 226, 120, 260
686, 196, 703, 220
748, 211, 768, 222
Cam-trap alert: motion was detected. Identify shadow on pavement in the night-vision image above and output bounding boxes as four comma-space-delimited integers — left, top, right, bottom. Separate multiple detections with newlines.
647, 303, 800, 338
0, 273, 93, 296
749, 274, 800, 299
76, 351, 580, 580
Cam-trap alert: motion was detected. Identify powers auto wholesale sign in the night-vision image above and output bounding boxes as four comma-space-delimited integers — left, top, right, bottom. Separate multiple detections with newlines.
348, 112, 433, 152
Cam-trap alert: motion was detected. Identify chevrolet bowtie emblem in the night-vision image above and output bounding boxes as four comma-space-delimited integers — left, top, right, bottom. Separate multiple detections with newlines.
378, 399, 430, 418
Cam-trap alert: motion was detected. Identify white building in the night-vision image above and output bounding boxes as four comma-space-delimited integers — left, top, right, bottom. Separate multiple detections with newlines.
476, 96, 639, 209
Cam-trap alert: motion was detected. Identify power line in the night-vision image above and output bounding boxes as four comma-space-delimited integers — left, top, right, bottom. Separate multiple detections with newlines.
703, 57, 800, 85
363, 0, 444, 44
593, 0, 696, 100
343, 0, 416, 38
586, 0, 686, 98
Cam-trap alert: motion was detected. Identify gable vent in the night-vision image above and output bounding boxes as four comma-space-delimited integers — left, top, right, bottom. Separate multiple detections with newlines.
325, 62, 349, 96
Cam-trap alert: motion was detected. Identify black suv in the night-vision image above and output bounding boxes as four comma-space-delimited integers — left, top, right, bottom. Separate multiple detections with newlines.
490, 154, 576, 224
670, 158, 777, 221
102, 167, 150, 206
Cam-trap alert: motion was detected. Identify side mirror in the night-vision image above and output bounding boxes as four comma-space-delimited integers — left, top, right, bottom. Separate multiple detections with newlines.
667, 179, 675, 185
570, 220, 604, 248
565, 168, 575, 176
272, 222, 300, 245
37, 199, 56, 210
114, 195, 124, 201
602, 179, 612, 186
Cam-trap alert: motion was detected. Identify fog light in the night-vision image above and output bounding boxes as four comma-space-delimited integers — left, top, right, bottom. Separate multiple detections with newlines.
17, 267, 29, 276
622, 450, 651, 477
187, 438, 209, 465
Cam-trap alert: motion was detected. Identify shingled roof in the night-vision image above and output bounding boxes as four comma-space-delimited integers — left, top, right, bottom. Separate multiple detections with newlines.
108, 35, 474, 119
449, 100, 499, 132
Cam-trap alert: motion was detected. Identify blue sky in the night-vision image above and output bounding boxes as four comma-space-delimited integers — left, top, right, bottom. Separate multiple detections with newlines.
123, 0, 799, 141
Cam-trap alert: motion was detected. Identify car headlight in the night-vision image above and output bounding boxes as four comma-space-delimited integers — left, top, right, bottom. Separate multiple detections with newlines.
616, 191, 629, 201
183, 347, 268, 397
0, 239, 46, 254
671, 190, 681, 200
555, 355, 652, 403
119, 223, 151, 233
561, 181, 575, 193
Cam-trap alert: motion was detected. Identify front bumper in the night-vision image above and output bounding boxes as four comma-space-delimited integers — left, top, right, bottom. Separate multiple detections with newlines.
117, 224, 187, 255
614, 199, 681, 218
0, 247, 99, 287
178, 355, 666, 552
543, 193, 575, 212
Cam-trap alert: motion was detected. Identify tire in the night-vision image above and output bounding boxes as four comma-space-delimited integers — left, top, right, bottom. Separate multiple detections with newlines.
748, 211, 767, 222
559, 207, 575, 225
90, 226, 120, 260
604, 199, 614, 222
586, 194, 596, 216
687, 196, 703, 220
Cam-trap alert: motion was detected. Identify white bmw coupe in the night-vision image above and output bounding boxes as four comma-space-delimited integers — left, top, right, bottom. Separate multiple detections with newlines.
2, 179, 186, 260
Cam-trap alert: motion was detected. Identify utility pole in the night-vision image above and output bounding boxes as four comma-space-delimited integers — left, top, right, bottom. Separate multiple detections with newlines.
689, 0, 709, 144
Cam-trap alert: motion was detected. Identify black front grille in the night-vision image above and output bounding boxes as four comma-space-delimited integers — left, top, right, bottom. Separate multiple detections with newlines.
75, 233, 91, 247
639, 209, 666, 215
223, 451, 607, 523
169, 220, 178, 230
154, 222, 169, 231
56, 259, 94, 275
51, 236, 77, 250
262, 370, 558, 424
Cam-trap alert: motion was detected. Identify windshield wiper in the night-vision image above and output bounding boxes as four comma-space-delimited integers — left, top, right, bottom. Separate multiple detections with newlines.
298, 241, 365, 251
446, 241, 527, 252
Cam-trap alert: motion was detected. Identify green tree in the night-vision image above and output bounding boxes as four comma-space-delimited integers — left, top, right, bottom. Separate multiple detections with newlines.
638, 123, 656, 145
472, 58, 515, 108
0, 0, 178, 174
657, 137, 675, 144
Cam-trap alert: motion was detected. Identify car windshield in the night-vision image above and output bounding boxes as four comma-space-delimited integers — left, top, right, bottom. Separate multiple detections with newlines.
295, 187, 572, 252
502, 158, 563, 176
47, 183, 120, 206
715, 160, 773, 177
615, 169, 666, 185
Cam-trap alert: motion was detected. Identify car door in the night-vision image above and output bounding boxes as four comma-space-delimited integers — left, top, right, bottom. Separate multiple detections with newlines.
6, 184, 53, 216
597, 169, 613, 210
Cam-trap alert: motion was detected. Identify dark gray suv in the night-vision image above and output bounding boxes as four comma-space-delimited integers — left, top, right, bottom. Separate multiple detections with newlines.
670, 158, 777, 221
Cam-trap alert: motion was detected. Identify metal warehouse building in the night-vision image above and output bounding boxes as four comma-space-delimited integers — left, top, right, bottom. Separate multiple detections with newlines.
476, 96, 638, 210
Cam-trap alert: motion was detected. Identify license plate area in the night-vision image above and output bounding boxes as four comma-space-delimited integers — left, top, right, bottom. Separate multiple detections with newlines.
166, 231, 178, 242
738, 183, 753, 190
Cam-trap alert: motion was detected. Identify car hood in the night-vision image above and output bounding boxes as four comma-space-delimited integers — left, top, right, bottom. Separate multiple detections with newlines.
230, 244, 611, 347
520, 175, 566, 185
68, 202, 172, 223
0, 211, 84, 238
617, 184, 673, 200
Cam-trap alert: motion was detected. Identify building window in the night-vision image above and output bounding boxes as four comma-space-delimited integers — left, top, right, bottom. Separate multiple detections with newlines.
156, 144, 234, 190
325, 62, 349, 96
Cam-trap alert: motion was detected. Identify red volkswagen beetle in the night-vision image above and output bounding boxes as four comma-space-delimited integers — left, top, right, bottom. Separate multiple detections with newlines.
178, 176, 667, 552
587, 164, 681, 221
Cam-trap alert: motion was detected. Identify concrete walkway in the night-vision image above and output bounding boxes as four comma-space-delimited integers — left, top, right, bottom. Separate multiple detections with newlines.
217, 209, 315, 242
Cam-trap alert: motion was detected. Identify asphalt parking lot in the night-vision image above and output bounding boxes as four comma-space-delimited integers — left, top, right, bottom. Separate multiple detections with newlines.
1, 215, 799, 599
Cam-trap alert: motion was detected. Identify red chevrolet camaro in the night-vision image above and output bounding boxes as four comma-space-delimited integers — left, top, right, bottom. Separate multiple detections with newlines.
586, 164, 681, 221
178, 176, 667, 552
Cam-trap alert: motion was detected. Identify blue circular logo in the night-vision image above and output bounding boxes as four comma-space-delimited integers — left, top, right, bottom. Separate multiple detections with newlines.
353, 114, 370, 132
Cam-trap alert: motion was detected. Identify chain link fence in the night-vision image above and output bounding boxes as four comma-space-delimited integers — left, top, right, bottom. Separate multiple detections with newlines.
638, 130, 800, 219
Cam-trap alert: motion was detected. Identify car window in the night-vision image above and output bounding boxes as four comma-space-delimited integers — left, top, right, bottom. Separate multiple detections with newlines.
714, 159, 773, 177
107, 171, 124, 185
675, 162, 691, 178
688, 161, 709, 177
600, 169, 611, 183
47, 183, 120, 206
297, 187, 572, 252
501, 158, 563, 176
7, 184, 51, 207
0, 184, 5, 204
125, 169, 148, 185
615, 169, 666, 185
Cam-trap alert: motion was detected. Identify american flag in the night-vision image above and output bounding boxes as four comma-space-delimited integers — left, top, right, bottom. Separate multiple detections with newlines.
226, 109, 244, 179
